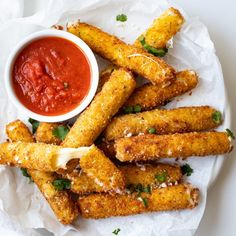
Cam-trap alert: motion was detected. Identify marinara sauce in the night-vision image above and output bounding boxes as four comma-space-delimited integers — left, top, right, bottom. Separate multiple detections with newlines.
12, 37, 91, 116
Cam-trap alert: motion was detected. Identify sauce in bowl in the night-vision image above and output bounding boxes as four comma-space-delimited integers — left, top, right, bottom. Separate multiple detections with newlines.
12, 37, 91, 116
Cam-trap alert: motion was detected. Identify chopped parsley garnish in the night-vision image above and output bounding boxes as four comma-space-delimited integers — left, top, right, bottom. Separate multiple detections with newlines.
52, 179, 71, 191
138, 196, 148, 208
112, 228, 121, 235
20, 168, 33, 183
148, 127, 156, 134
143, 184, 151, 194
181, 164, 193, 176
126, 183, 151, 195
226, 128, 235, 140
155, 172, 168, 183
139, 36, 168, 57
123, 105, 142, 114
133, 105, 142, 113
212, 111, 222, 124
116, 14, 127, 22
123, 106, 133, 114
28, 118, 40, 134
52, 125, 70, 141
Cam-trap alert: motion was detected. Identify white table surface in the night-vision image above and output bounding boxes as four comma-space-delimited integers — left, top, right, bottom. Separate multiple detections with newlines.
1, 0, 236, 235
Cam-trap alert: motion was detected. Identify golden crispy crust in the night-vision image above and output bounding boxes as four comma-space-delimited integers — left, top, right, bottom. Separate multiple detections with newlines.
78, 183, 199, 218
28, 170, 78, 224
65, 163, 182, 194
5, 120, 79, 224
6, 120, 35, 142
134, 7, 185, 49
97, 65, 117, 93
114, 132, 232, 162
79, 145, 125, 192
124, 70, 198, 110
67, 22, 175, 85
0, 142, 61, 171
62, 68, 136, 149
103, 106, 221, 141
120, 163, 182, 187
36, 122, 62, 145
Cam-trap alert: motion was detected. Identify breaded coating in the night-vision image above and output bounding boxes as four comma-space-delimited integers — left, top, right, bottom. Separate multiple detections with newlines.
28, 170, 78, 224
79, 145, 125, 192
0, 142, 89, 172
6, 120, 78, 224
63, 170, 104, 194
134, 7, 185, 49
103, 106, 222, 141
120, 164, 182, 187
114, 132, 232, 162
36, 122, 62, 145
62, 69, 136, 148
124, 70, 198, 111
67, 22, 175, 85
0, 142, 61, 171
65, 163, 182, 194
97, 65, 117, 93
6, 120, 35, 142
78, 183, 199, 218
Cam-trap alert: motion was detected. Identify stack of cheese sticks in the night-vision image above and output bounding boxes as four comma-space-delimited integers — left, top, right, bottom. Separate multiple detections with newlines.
0, 7, 233, 225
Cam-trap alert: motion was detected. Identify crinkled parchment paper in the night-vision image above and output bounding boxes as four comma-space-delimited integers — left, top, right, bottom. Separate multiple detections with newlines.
0, 0, 230, 235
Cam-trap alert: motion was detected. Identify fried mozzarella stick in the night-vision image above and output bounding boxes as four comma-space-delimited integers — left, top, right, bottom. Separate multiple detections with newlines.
78, 183, 199, 218
28, 170, 79, 224
35, 124, 126, 193
97, 65, 117, 93
65, 163, 182, 194
62, 68, 136, 148
36, 122, 62, 145
6, 120, 78, 224
115, 132, 232, 162
104, 106, 221, 141
6, 120, 35, 142
0, 141, 124, 191
124, 70, 198, 111
67, 22, 175, 85
79, 145, 125, 192
0, 142, 91, 172
134, 7, 184, 49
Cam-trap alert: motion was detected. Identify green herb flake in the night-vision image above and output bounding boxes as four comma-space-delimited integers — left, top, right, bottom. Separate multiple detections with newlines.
20, 168, 33, 183
123, 106, 133, 114
52, 179, 71, 191
181, 164, 193, 176
135, 183, 143, 197
116, 14, 127, 22
28, 118, 40, 134
52, 125, 70, 141
148, 127, 156, 134
226, 128, 235, 140
212, 111, 222, 124
133, 105, 142, 113
139, 36, 168, 57
143, 184, 151, 194
138, 196, 148, 208
155, 172, 168, 183
112, 228, 121, 235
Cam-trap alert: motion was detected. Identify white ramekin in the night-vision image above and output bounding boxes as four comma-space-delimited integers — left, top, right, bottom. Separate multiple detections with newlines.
4, 29, 99, 122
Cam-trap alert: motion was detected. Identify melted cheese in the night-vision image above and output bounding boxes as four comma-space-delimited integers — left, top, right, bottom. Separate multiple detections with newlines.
56, 146, 92, 169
